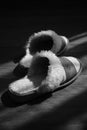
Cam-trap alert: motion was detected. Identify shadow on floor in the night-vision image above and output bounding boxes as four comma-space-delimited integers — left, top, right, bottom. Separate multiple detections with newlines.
17, 87, 87, 130
1, 89, 52, 107
65, 41, 87, 58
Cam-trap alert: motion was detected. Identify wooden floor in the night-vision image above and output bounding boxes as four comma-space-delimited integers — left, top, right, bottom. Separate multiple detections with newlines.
0, 10, 87, 130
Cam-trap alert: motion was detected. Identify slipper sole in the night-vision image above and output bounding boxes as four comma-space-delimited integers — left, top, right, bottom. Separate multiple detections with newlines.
8, 59, 82, 103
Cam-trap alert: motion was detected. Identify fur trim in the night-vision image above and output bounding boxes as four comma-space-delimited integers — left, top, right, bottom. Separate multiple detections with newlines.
25, 30, 53, 49
37, 51, 66, 90
26, 30, 67, 54
19, 51, 33, 68
9, 51, 80, 95
20, 30, 68, 68
9, 76, 35, 95
15, 51, 66, 94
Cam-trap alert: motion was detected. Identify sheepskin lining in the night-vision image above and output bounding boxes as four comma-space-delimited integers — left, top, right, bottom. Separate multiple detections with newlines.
29, 35, 53, 55
28, 56, 50, 87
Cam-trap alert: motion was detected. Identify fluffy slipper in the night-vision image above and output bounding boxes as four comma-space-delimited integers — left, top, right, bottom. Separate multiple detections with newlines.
9, 51, 81, 102
13, 30, 69, 77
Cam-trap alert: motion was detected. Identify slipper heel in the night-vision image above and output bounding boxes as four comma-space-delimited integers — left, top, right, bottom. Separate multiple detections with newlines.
59, 56, 82, 87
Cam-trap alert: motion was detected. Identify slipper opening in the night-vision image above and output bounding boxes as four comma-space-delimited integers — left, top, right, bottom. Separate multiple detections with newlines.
28, 56, 50, 87
29, 35, 54, 55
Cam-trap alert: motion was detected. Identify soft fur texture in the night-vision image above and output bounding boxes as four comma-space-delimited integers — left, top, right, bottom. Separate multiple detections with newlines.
19, 30, 69, 68
34, 51, 66, 91
19, 51, 33, 68
9, 76, 35, 95
9, 50, 81, 95
9, 51, 67, 94
26, 30, 68, 55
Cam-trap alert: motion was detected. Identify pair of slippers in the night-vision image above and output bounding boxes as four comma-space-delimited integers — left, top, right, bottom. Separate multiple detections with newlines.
8, 30, 82, 102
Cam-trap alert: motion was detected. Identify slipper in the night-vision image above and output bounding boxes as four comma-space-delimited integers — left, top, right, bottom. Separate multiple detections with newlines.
13, 30, 69, 77
9, 51, 82, 102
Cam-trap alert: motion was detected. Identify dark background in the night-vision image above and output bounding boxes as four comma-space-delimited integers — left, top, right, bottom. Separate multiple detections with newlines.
0, 1, 87, 47
0, 1, 87, 61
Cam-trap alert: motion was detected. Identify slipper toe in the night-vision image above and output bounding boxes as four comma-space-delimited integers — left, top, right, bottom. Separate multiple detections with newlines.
8, 76, 38, 102
9, 51, 82, 102
9, 77, 34, 95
